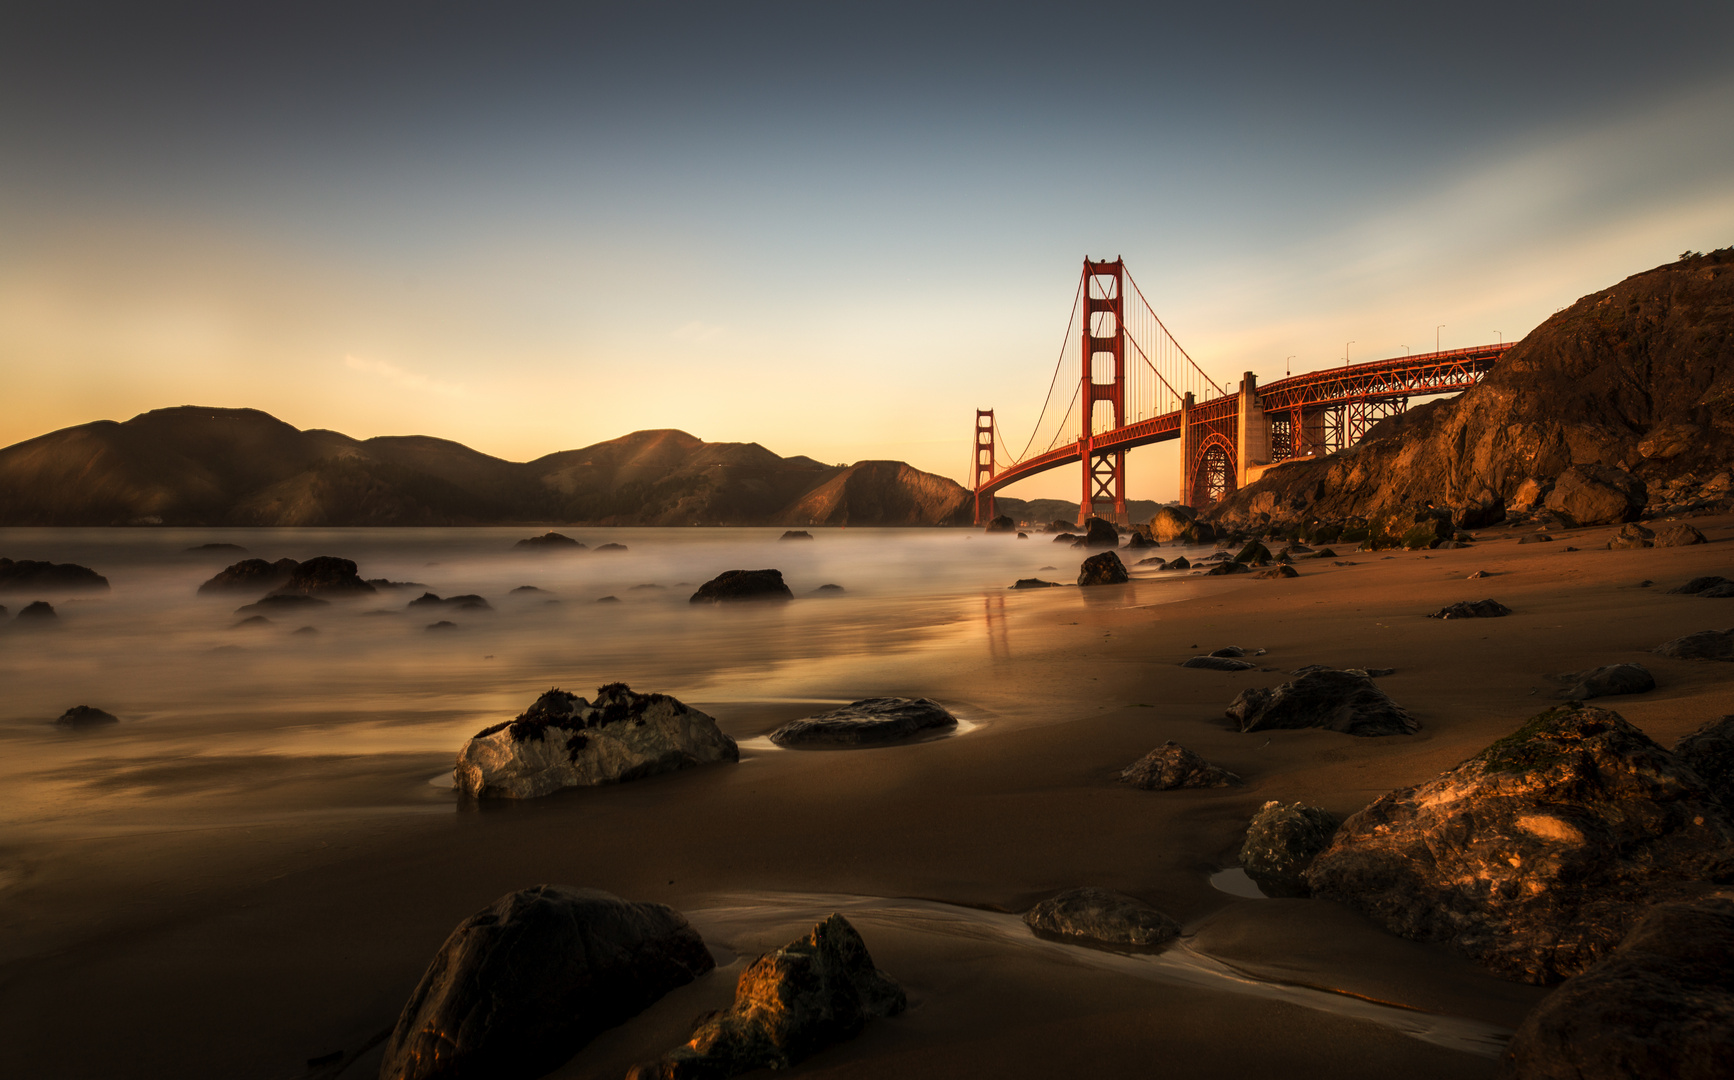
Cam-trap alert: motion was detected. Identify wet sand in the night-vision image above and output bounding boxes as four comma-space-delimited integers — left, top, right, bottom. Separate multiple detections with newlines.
6, 518, 1734, 1078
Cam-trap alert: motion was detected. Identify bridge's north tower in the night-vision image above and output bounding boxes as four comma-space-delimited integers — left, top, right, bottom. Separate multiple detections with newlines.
1080, 259, 1128, 525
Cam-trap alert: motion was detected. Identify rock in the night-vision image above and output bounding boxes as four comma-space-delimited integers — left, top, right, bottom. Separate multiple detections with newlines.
1675, 717, 1734, 807
1149, 505, 1198, 543
1607, 523, 1656, 549
291, 625, 318, 635
1226, 668, 1418, 737
1077, 517, 1120, 548
1544, 465, 1648, 527
1671, 576, 1732, 595
380, 885, 714, 1080
1256, 565, 1300, 579
426, 620, 459, 631
1399, 519, 1452, 550
233, 614, 272, 628
1509, 478, 1552, 512
1077, 551, 1129, 586
1703, 584, 1734, 598
768, 697, 956, 748
1313, 547, 1337, 558
1016, 532, 1027, 539
510, 585, 546, 594
1499, 896, 1734, 1080
1204, 561, 1251, 576
1209, 646, 1249, 657
1182, 655, 1258, 671
367, 578, 427, 589
1456, 494, 1508, 530
1136, 556, 1166, 566
55, 705, 118, 727
514, 532, 586, 549
270, 556, 375, 597
1233, 540, 1271, 564
185, 542, 247, 554
689, 569, 794, 603
1011, 578, 1060, 589
1555, 663, 1657, 701
779, 529, 815, 540
1518, 533, 1554, 544
234, 594, 330, 616
15, 600, 57, 622
1124, 532, 1154, 550
1162, 556, 1191, 570
1638, 422, 1703, 461
1052, 532, 1080, 544
455, 685, 740, 799
595, 543, 629, 552
1023, 887, 1180, 947
0, 557, 109, 593
408, 592, 494, 611
1120, 742, 1241, 789
1289, 665, 1394, 678
1305, 704, 1734, 984
594, 595, 620, 603
983, 516, 1016, 534
1428, 599, 1513, 619
1655, 523, 1709, 547
1468, 569, 1494, 579
1239, 801, 1340, 898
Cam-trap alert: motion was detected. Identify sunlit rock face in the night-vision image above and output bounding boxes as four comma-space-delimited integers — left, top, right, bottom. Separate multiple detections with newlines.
379, 885, 714, 1080
454, 685, 738, 799
1306, 704, 1734, 984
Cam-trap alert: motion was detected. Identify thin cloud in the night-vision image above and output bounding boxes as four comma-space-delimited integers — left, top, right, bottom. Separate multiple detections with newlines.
343, 354, 465, 397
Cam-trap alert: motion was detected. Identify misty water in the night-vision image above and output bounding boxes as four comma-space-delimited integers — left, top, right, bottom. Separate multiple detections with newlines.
1, 527, 1216, 839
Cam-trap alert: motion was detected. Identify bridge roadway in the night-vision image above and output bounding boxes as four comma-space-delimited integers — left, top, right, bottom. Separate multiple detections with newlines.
977, 342, 1508, 515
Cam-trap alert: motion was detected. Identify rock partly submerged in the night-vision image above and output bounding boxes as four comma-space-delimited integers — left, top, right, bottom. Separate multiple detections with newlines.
1305, 703, 1734, 984
1119, 741, 1240, 789
0, 557, 109, 593
454, 684, 739, 799
199, 557, 301, 594
379, 885, 714, 1080
1023, 886, 1180, 948
515, 531, 586, 549
1239, 801, 1340, 898
1077, 550, 1129, 586
768, 697, 957, 748
55, 704, 118, 727
1226, 667, 1419, 737
689, 569, 794, 603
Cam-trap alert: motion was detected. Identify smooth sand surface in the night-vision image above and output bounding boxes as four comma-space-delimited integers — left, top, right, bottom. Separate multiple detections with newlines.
7, 516, 1734, 1078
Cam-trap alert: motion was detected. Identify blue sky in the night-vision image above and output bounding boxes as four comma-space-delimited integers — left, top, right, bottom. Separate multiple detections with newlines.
3, 1, 1731, 500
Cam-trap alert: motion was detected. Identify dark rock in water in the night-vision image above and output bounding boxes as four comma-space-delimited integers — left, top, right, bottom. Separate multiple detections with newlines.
1226, 668, 1418, 737
1290, 664, 1394, 678
983, 516, 1015, 534
1052, 533, 1081, 544
1011, 578, 1060, 590
55, 705, 118, 727
15, 600, 58, 622
1023, 887, 1180, 947
515, 531, 586, 549
1257, 565, 1300, 579
595, 595, 621, 603
1162, 555, 1190, 570
780, 529, 816, 540
1210, 646, 1248, 657
1518, 532, 1555, 544
1703, 584, 1734, 599
1233, 540, 1272, 564
595, 542, 629, 552
1016, 532, 1027, 539
1137, 556, 1166, 566
366, 578, 428, 590
1078, 517, 1120, 548
184, 542, 247, 554
1653, 522, 1708, 547
1120, 741, 1241, 789
0, 557, 109, 593
426, 620, 459, 631
510, 585, 546, 594
811, 583, 845, 594
1428, 599, 1512, 619
457, 684, 740, 798
234, 594, 329, 616
689, 569, 794, 603
1240, 801, 1339, 898
1077, 551, 1129, 586
1125, 532, 1155, 550
628, 914, 903, 1080
1205, 561, 1251, 576
291, 625, 318, 635
199, 557, 300, 594
380, 885, 714, 1080
1499, 896, 1734, 1080
1305, 704, 1734, 984
1182, 655, 1258, 671
1039, 565, 1057, 571
1544, 464, 1647, 527
1654, 629, 1734, 660
1313, 547, 1337, 558
1606, 523, 1655, 549
1671, 576, 1732, 595
408, 592, 494, 611
1555, 662, 1656, 701
270, 556, 375, 597
233, 614, 273, 628
769, 697, 957, 748
1675, 716, 1734, 808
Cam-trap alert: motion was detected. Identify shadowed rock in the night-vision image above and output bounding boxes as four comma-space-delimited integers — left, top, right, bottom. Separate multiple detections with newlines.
199, 557, 300, 595
234, 594, 329, 616
628, 914, 904, 1080
689, 569, 793, 603
1077, 551, 1129, 586
1205, 561, 1251, 576
1023, 887, 1179, 947
1305, 704, 1734, 984
269, 556, 375, 597
379, 885, 714, 1080
595, 542, 629, 552
769, 697, 956, 748
1607, 523, 1655, 549
1672, 576, 1733, 595
515, 532, 585, 549
1498, 897, 1734, 1080
55, 705, 118, 727
1555, 662, 1656, 701
811, 583, 845, 595
456, 685, 739, 799
1654, 523, 1708, 547
0, 557, 109, 593
1052, 532, 1080, 544
1674, 716, 1734, 808
1137, 556, 1166, 566
1182, 655, 1258, 671
982, 516, 1015, 534
780, 529, 815, 540
1518, 533, 1555, 544
185, 542, 247, 554
15, 600, 57, 622
1120, 741, 1240, 789
1161, 555, 1190, 570
1257, 565, 1299, 579
1226, 668, 1418, 737
1240, 801, 1339, 898
1428, 599, 1512, 619
1544, 465, 1647, 526
408, 592, 493, 611
1233, 540, 1271, 564
1075, 517, 1119, 549
426, 620, 458, 631
1010, 578, 1060, 589
1655, 629, 1734, 660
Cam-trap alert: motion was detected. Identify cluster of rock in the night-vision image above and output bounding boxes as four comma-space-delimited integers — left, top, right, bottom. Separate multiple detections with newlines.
1606, 521, 1707, 549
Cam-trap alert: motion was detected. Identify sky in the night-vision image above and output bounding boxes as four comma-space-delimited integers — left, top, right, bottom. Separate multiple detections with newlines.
2, 1, 1732, 502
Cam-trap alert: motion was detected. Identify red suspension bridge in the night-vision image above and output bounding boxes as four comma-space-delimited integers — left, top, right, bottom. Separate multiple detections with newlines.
971, 257, 1510, 525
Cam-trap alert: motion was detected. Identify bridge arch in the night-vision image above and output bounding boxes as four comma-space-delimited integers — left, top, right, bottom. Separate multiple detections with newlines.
1191, 432, 1237, 505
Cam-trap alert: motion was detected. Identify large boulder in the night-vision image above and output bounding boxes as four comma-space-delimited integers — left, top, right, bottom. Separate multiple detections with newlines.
689, 569, 794, 603
454, 685, 739, 799
1077, 551, 1129, 586
983, 515, 1016, 534
1239, 801, 1340, 898
1119, 742, 1240, 790
1023, 887, 1179, 947
270, 556, 376, 596
1305, 704, 1734, 984
628, 914, 904, 1080
0, 557, 109, 593
1655, 629, 1734, 660
1674, 716, 1734, 808
199, 557, 301, 594
1498, 896, 1734, 1080
768, 697, 956, 748
379, 886, 714, 1080
1076, 517, 1120, 548
1225, 668, 1419, 737
1637, 422, 1704, 461
1544, 465, 1647, 526
1149, 505, 1197, 543
1655, 522, 1709, 547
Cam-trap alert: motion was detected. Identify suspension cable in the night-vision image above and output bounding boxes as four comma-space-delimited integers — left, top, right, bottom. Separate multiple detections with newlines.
1013, 270, 1085, 463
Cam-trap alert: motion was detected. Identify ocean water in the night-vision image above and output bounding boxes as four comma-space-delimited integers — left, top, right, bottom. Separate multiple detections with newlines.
0, 526, 1209, 835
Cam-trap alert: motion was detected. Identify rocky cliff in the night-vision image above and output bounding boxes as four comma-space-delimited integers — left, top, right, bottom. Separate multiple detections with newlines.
1206, 248, 1734, 529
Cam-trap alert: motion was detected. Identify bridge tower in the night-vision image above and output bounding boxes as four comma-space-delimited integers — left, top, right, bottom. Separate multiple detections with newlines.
972, 409, 996, 524
1080, 258, 1127, 525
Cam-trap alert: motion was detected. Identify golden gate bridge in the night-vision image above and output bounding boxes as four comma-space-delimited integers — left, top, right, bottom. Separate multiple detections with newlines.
971, 257, 1509, 525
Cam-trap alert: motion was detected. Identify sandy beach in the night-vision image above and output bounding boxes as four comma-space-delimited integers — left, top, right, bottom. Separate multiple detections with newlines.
5, 518, 1733, 1078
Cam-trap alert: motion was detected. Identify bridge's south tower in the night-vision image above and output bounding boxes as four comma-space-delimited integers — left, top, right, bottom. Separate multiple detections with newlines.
1081, 258, 1127, 525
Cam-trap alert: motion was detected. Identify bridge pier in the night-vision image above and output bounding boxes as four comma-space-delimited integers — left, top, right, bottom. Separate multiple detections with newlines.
1235, 371, 1269, 491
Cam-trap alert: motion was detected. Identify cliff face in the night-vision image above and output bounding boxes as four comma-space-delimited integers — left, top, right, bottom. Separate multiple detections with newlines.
1207, 248, 1734, 528
0, 408, 967, 526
